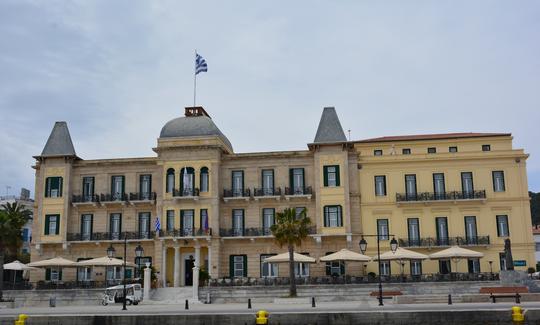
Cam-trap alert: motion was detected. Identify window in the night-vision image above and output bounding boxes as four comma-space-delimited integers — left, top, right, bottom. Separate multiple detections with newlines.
109, 213, 122, 240
200, 167, 209, 192
262, 208, 275, 235
80, 214, 93, 240
180, 167, 195, 195
468, 258, 481, 273
139, 212, 151, 239
410, 260, 422, 276
232, 171, 244, 196
433, 173, 446, 199
427, 147, 436, 154
289, 168, 305, 194
374, 176, 386, 196
377, 219, 389, 240
402, 148, 411, 155
262, 169, 274, 195
294, 253, 310, 277
111, 176, 125, 200
180, 210, 194, 236
44, 214, 60, 235
439, 260, 451, 274
45, 177, 63, 198
200, 209, 209, 233
325, 252, 345, 276
496, 215, 510, 237
492, 171, 505, 192
380, 261, 390, 276
461, 172, 474, 197
260, 254, 278, 277
464, 216, 478, 244
22, 228, 29, 242
135, 256, 152, 278
324, 205, 342, 227
232, 209, 244, 236
482, 144, 491, 152
536, 243, 540, 252
405, 174, 417, 200
107, 262, 123, 283
139, 174, 152, 199
323, 165, 340, 187
166, 168, 175, 193
295, 207, 306, 219
166, 210, 175, 231
374, 149, 383, 156
82, 177, 94, 201
436, 217, 449, 245
77, 258, 92, 282
230, 255, 247, 278
499, 252, 507, 271
46, 268, 62, 282
449, 146, 458, 153
407, 218, 420, 246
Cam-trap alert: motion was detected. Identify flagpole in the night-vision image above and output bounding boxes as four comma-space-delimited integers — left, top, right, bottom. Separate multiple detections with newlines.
193, 49, 197, 107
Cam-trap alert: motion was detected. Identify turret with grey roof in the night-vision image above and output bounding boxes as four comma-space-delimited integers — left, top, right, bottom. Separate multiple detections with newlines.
34, 121, 79, 159
311, 107, 347, 145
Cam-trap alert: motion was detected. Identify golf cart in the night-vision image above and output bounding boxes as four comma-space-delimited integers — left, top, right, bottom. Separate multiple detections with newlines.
101, 284, 142, 306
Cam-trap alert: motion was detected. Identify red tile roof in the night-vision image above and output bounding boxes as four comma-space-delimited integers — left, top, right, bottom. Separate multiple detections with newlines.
355, 132, 510, 144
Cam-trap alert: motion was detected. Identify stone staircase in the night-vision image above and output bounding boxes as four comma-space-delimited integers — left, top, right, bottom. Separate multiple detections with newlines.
147, 287, 198, 304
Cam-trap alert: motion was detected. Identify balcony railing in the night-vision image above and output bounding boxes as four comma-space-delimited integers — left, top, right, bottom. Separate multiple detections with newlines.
396, 190, 486, 202
72, 194, 99, 203
284, 186, 313, 196
99, 193, 128, 203
253, 187, 282, 197
223, 188, 251, 198
158, 227, 212, 237
220, 226, 316, 237
129, 192, 156, 201
173, 188, 200, 197
398, 236, 490, 248
67, 231, 156, 241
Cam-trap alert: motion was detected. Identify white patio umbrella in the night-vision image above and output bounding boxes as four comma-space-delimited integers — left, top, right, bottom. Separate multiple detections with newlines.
372, 247, 429, 275
76, 256, 137, 267
319, 249, 371, 262
3, 260, 37, 288
27, 257, 77, 268
428, 246, 484, 273
263, 252, 316, 263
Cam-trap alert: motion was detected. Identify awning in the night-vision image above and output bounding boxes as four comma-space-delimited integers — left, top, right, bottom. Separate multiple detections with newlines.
319, 249, 371, 262
263, 252, 316, 263
27, 257, 77, 268
76, 256, 137, 267
428, 246, 484, 260
3, 260, 37, 271
372, 247, 428, 261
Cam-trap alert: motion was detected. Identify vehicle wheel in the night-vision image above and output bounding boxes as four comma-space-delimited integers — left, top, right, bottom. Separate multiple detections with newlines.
126, 299, 133, 305
101, 300, 108, 306
133, 301, 139, 305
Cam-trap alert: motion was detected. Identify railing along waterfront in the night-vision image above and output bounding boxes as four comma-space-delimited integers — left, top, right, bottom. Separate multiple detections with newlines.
398, 236, 490, 248
67, 231, 156, 241
158, 228, 212, 237
396, 190, 486, 202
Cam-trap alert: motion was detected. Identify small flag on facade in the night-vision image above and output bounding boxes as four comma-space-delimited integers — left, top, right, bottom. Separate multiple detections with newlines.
195, 53, 208, 75
155, 217, 161, 232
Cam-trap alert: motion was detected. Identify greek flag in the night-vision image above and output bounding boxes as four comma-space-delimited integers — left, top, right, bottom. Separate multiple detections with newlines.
195, 53, 208, 75
154, 217, 161, 232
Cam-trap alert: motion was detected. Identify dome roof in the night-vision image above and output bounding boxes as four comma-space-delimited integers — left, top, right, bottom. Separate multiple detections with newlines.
159, 115, 233, 150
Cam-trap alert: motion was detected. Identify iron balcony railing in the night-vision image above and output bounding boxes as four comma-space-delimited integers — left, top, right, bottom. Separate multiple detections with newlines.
398, 236, 490, 248
129, 192, 156, 201
284, 186, 313, 196
173, 188, 200, 197
99, 193, 128, 202
396, 190, 486, 202
72, 194, 99, 203
253, 187, 282, 197
223, 188, 251, 198
220, 226, 316, 237
67, 231, 156, 241
158, 228, 212, 237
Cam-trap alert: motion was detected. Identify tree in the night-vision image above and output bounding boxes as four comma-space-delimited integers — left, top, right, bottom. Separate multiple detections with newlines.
270, 208, 311, 297
0, 202, 31, 301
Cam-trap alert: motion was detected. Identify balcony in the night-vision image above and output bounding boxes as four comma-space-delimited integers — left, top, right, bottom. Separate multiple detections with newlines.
398, 236, 490, 248
173, 188, 200, 200
99, 193, 128, 206
253, 187, 281, 201
396, 190, 486, 205
72, 194, 99, 207
158, 227, 212, 238
129, 192, 156, 204
223, 189, 251, 202
284, 186, 313, 200
67, 231, 156, 242
220, 226, 316, 238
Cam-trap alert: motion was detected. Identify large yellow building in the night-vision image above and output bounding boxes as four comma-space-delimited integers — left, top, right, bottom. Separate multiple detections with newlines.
30, 106, 534, 286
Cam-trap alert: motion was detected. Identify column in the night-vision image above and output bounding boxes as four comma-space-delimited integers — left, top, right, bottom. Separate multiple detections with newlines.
143, 262, 151, 300
162, 246, 167, 287
207, 245, 213, 278
192, 245, 201, 300
174, 245, 181, 287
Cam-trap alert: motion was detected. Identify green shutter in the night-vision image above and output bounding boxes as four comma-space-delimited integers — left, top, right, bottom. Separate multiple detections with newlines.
323, 207, 328, 227
229, 255, 234, 278
243, 255, 248, 277
110, 176, 114, 196
59, 269, 63, 281
180, 210, 184, 230
45, 268, 51, 281
58, 177, 63, 197
340, 261, 345, 275
90, 215, 94, 240
121, 176, 125, 196
241, 171, 244, 191
119, 214, 122, 235
335, 165, 340, 186
45, 178, 51, 197
149, 175, 152, 194
55, 215, 60, 235
44, 215, 50, 235
301, 168, 305, 192
323, 166, 328, 187
289, 169, 294, 190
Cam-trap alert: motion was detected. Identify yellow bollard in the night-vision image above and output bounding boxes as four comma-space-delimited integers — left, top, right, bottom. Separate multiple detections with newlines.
14, 314, 28, 325
255, 310, 269, 325
512, 306, 524, 323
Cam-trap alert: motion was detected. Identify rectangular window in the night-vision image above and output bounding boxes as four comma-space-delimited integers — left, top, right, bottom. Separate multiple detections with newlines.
77, 258, 92, 282
107, 263, 123, 283
262, 169, 274, 195
294, 253, 310, 277
139, 212, 151, 239
82, 177, 94, 201
407, 218, 420, 246
380, 261, 390, 276
22, 228, 29, 242
232, 171, 244, 196
482, 144, 491, 152
496, 215, 510, 237
180, 210, 194, 236
410, 260, 422, 276
200, 209, 209, 233
232, 209, 244, 236
290, 168, 305, 194
405, 174, 417, 200
374, 149, 383, 156
402, 148, 411, 155
433, 173, 446, 200
323, 165, 340, 187
439, 260, 451, 274
200, 168, 209, 192
166, 210, 175, 231
535, 243, 540, 252
449, 146, 458, 153
499, 252, 507, 271
325, 252, 345, 276
295, 207, 306, 219
374, 176, 386, 196
492, 171, 506, 192
461, 172, 474, 197
436, 217, 449, 245
181, 168, 194, 193
111, 175, 125, 200
427, 147, 436, 154
166, 169, 175, 193
230, 255, 247, 278
468, 258, 481, 273
46, 268, 62, 282
135, 256, 152, 278
81, 214, 93, 240
44, 214, 60, 235
260, 254, 278, 277
262, 208, 275, 235
377, 219, 389, 240
140, 174, 152, 199
45, 177, 63, 198
324, 205, 342, 227
464, 216, 478, 244
110, 213, 122, 240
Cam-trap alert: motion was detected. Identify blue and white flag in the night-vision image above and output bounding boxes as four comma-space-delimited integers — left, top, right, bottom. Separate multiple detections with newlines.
195, 53, 208, 75
154, 217, 161, 232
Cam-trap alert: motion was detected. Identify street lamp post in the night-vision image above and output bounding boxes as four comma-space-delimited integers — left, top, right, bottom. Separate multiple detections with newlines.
359, 235, 398, 306
489, 260, 493, 278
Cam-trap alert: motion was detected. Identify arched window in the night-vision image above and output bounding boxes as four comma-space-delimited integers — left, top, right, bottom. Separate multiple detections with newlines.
166, 168, 175, 193
180, 167, 195, 195
200, 167, 209, 192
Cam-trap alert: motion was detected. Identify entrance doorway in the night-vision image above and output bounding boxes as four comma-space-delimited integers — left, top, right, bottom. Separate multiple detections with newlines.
184, 255, 195, 286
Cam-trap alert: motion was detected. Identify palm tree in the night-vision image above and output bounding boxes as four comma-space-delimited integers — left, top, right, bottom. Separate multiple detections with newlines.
270, 208, 311, 297
0, 202, 31, 301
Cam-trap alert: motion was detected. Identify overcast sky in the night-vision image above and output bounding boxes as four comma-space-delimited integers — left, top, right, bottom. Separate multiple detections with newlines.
1, 1, 539, 197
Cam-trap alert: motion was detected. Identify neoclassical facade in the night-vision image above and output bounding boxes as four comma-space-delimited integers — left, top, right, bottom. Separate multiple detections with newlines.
30, 106, 535, 286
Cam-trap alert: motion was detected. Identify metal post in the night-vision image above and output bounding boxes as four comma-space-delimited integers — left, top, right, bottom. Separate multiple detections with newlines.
377, 234, 383, 306
122, 233, 127, 311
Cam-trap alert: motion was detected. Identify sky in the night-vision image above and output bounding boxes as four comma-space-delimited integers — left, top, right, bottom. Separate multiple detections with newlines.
0, 0, 539, 198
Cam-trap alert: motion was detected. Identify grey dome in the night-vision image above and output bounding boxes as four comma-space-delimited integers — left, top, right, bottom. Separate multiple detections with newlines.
159, 115, 233, 150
